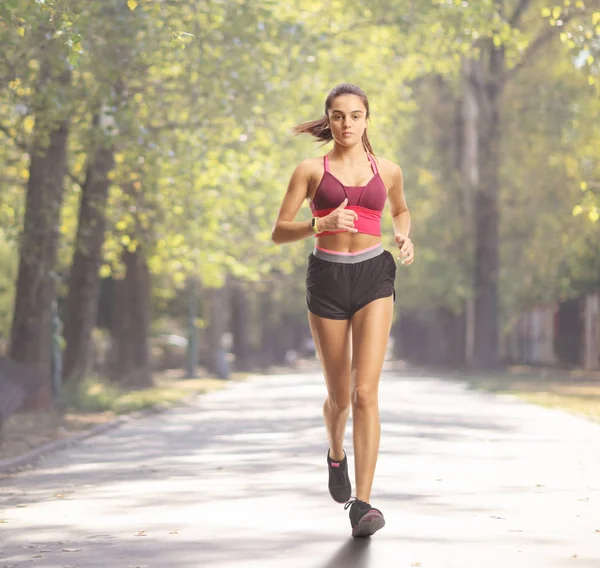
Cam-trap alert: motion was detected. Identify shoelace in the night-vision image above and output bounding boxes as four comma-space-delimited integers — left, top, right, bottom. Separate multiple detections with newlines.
344, 497, 366, 510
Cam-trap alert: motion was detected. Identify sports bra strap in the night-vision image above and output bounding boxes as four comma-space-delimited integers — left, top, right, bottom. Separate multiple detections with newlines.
325, 153, 378, 175
367, 154, 378, 175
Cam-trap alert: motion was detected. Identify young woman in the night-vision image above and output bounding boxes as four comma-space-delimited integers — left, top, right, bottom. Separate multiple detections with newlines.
271, 83, 414, 537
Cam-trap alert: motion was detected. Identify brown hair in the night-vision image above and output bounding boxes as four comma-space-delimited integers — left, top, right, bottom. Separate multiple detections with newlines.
293, 83, 375, 155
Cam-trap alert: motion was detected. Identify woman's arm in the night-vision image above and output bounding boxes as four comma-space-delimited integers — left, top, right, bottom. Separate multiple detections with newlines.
271, 160, 358, 245
271, 161, 314, 244
387, 162, 414, 265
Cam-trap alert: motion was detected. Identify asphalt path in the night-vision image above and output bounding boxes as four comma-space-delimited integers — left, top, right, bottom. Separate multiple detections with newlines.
1, 369, 599, 567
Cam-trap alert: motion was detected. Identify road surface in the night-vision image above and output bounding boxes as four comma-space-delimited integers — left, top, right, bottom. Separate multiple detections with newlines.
1, 370, 599, 567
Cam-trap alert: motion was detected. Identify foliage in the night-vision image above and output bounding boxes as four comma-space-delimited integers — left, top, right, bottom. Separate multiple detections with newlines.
0, 234, 18, 342
0, 0, 599, 367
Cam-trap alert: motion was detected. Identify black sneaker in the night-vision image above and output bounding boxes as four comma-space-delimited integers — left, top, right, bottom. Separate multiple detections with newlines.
344, 498, 385, 537
327, 450, 352, 503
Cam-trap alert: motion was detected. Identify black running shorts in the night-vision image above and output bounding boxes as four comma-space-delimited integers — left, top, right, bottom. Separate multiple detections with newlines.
306, 245, 396, 320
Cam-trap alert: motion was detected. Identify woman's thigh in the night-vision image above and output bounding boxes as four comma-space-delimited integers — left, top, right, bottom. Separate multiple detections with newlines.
350, 296, 394, 393
308, 312, 352, 405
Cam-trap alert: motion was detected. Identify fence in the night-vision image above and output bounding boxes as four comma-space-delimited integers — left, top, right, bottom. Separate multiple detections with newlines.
502, 291, 600, 370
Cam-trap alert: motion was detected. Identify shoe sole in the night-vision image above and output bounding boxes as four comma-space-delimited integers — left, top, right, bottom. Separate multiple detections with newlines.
351, 510, 385, 538
330, 488, 352, 504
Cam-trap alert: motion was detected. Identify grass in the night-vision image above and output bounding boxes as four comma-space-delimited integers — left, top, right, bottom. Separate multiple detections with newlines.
61, 371, 231, 414
0, 370, 242, 463
454, 366, 600, 423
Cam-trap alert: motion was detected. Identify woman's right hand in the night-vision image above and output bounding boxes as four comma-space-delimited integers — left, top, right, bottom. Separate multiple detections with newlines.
320, 198, 358, 233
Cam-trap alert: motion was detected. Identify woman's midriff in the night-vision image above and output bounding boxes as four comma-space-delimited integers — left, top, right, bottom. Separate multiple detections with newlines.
315, 232, 382, 254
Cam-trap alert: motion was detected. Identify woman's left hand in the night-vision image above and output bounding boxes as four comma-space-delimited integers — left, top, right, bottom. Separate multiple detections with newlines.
395, 233, 414, 266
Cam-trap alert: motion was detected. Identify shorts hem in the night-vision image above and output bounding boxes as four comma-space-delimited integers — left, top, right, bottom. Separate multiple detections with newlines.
307, 307, 351, 321
353, 290, 395, 315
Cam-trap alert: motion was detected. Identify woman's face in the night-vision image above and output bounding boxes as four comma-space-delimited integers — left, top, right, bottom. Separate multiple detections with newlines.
327, 95, 368, 147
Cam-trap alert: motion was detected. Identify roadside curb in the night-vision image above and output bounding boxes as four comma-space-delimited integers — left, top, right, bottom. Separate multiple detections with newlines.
0, 396, 199, 476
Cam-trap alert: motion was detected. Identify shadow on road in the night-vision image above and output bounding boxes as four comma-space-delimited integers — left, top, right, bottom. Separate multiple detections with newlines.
318, 537, 371, 568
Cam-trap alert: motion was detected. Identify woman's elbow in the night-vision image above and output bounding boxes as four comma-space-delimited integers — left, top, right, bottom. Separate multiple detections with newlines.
271, 225, 283, 245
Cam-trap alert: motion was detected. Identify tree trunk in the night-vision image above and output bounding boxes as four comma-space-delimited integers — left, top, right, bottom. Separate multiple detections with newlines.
63, 119, 115, 383
460, 59, 479, 367
206, 285, 229, 377
9, 117, 70, 408
108, 248, 152, 387
463, 45, 505, 369
230, 278, 251, 371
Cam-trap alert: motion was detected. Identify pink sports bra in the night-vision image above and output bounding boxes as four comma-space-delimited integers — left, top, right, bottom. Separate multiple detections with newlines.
310, 154, 387, 237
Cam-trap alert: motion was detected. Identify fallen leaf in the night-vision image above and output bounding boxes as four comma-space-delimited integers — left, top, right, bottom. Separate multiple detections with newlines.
16, 504, 27, 508
61, 548, 81, 552
135, 530, 147, 536
54, 493, 65, 499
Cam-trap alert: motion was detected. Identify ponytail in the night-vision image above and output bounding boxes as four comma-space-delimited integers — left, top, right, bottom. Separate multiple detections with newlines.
293, 117, 375, 156
292, 114, 332, 144
361, 130, 375, 156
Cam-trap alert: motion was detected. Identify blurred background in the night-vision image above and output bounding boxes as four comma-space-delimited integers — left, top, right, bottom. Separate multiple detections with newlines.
0, 0, 598, 420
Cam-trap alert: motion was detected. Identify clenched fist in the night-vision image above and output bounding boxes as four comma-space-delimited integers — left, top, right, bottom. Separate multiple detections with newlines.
395, 233, 414, 265
319, 198, 358, 233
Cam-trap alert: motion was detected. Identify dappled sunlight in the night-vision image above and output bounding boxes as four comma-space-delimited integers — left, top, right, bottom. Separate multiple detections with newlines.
1, 372, 600, 566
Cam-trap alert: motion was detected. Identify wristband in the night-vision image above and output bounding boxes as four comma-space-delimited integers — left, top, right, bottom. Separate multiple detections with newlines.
311, 217, 320, 234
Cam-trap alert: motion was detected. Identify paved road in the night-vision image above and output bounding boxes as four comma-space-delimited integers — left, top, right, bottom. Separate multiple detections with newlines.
1, 370, 599, 568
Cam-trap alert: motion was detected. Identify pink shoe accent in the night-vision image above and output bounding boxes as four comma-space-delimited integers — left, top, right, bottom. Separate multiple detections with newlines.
331, 462, 340, 468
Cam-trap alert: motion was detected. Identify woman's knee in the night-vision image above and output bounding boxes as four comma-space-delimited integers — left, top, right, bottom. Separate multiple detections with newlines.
351, 384, 378, 410
325, 394, 350, 414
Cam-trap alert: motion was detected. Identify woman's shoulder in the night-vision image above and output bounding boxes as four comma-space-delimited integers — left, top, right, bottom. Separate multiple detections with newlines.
291, 156, 326, 179
372, 155, 402, 175
299, 155, 326, 169
373, 155, 403, 184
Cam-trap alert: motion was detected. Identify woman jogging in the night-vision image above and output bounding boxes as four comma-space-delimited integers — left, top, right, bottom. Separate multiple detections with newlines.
271, 83, 414, 537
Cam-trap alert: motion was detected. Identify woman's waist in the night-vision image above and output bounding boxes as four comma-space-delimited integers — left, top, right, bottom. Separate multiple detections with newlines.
314, 232, 382, 254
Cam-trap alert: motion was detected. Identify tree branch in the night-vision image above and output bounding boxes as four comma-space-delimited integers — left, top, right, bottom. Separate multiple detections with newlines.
68, 172, 85, 188
0, 124, 28, 152
147, 117, 211, 133
509, 0, 531, 27
507, 12, 584, 81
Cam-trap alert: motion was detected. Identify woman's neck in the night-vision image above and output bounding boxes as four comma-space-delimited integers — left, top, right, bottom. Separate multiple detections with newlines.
329, 143, 369, 165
